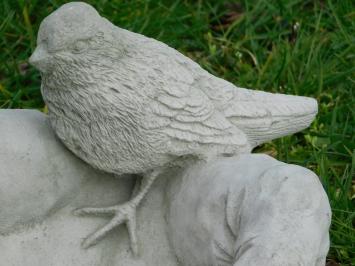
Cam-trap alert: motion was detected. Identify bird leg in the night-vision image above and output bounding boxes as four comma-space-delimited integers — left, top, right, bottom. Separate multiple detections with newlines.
73, 170, 160, 256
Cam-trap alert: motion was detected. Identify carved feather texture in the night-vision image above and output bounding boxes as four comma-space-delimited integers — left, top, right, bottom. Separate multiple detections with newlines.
34, 2, 317, 176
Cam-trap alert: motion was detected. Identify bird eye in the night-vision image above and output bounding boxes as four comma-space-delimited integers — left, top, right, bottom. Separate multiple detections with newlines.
72, 40, 88, 53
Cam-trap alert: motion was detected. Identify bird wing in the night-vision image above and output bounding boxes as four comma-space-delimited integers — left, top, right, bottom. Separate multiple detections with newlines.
138, 44, 249, 156
106, 28, 315, 159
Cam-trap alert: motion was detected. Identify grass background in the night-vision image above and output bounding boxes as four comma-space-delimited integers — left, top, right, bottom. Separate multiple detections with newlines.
0, 0, 354, 264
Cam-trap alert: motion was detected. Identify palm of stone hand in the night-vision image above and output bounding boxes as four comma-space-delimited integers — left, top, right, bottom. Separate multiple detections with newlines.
0, 110, 331, 266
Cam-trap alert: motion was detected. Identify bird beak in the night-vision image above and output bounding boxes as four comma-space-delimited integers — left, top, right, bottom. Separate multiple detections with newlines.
29, 47, 52, 73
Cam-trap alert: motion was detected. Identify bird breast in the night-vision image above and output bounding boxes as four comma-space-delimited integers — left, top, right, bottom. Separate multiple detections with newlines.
41, 78, 170, 175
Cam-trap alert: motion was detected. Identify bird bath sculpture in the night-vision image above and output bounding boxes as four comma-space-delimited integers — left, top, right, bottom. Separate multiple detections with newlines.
1, 2, 331, 266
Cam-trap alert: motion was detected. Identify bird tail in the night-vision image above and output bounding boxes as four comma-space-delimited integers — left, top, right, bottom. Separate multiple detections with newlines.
225, 88, 318, 148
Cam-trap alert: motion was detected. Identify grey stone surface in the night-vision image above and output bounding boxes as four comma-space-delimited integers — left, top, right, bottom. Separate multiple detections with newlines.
0, 110, 331, 266
28, 1, 320, 253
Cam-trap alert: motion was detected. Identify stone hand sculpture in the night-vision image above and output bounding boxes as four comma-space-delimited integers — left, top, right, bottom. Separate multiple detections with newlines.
1, 110, 331, 266
29, 2, 318, 255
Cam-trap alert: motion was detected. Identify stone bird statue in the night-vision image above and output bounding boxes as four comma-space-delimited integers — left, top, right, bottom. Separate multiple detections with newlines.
29, 2, 317, 255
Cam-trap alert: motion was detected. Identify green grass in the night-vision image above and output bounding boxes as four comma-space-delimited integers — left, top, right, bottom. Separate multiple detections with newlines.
0, 0, 354, 264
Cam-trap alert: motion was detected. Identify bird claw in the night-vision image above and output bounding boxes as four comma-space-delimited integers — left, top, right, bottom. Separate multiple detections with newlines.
74, 203, 139, 256
72, 172, 159, 256
73, 206, 116, 216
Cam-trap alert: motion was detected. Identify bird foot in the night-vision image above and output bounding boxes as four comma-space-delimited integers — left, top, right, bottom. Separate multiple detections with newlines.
73, 202, 138, 256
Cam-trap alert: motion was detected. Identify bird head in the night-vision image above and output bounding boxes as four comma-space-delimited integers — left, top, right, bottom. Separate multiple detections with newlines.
29, 2, 116, 75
